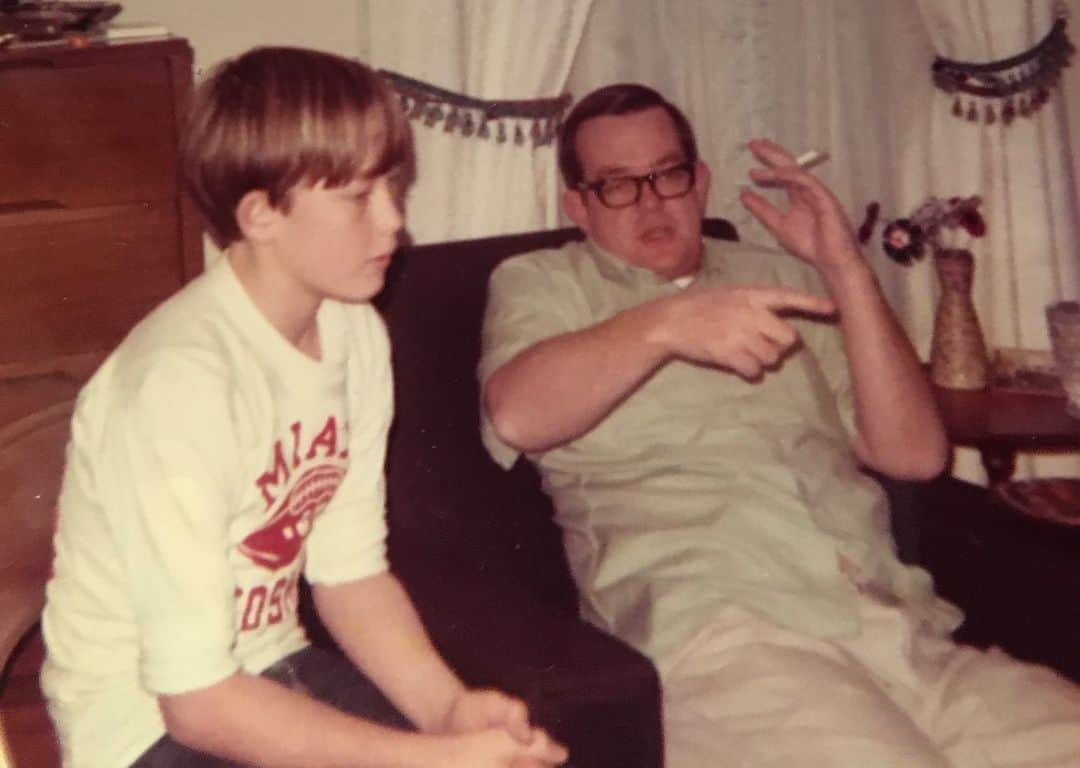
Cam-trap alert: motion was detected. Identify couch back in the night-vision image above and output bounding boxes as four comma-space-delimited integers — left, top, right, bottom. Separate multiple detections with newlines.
376, 220, 737, 609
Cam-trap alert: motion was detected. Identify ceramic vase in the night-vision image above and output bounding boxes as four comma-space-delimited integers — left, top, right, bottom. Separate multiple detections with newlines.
929, 248, 990, 390
1046, 300, 1080, 418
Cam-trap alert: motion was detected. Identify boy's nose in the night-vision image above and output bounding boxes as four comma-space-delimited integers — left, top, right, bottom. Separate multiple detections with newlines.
375, 185, 405, 234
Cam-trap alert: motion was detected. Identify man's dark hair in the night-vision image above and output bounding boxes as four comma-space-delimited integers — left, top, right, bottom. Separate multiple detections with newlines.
557, 83, 699, 188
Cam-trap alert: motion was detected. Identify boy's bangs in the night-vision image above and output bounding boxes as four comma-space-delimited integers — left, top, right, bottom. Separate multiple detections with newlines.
360, 86, 413, 181
295, 76, 412, 191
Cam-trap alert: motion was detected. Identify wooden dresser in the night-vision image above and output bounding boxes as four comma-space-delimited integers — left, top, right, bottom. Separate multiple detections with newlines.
0, 36, 202, 379
0, 36, 201, 768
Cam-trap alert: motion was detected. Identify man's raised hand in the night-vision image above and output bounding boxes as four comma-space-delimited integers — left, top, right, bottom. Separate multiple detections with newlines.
739, 138, 863, 276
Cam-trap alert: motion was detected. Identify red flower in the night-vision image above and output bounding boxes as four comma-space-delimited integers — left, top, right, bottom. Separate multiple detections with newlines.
959, 207, 986, 237
865, 193, 986, 267
857, 201, 880, 244
882, 219, 926, 265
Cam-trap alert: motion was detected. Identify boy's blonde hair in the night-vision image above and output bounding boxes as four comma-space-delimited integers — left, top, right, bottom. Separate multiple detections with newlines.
182, 46, 412, 248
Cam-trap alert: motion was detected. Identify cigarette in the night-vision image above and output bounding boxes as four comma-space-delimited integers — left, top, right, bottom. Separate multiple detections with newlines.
795, 149, 829, 170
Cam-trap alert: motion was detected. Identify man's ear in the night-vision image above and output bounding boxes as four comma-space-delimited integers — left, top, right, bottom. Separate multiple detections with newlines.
234, 189, 280, 243
694, 160, 712, 211
562, 187, 590, 232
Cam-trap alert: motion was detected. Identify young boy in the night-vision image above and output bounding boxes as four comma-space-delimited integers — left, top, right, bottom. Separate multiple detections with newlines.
40, 46, 567, 768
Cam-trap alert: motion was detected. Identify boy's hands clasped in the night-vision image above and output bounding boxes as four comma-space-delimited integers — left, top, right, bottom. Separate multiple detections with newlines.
437, 688, 568, 767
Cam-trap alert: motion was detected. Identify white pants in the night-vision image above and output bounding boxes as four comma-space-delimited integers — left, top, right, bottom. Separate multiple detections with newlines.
662, 595, 1080, 768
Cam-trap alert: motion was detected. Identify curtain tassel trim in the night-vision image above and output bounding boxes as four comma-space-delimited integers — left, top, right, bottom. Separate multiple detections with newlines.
379, 69, 572, 147
931, 14, 1075, 125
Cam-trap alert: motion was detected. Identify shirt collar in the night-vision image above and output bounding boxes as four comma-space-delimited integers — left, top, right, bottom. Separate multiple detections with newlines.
583, 238, 709, 290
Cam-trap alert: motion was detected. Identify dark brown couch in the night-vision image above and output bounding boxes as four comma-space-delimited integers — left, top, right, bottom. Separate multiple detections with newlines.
335, 219, 1078, 767
4, 222, 1076, 766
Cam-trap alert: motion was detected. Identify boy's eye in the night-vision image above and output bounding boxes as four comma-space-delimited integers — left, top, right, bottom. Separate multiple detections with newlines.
351, 182, 374, 196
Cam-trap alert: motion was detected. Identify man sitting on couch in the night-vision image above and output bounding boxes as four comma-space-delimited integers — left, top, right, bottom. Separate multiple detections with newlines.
478, 82, 1080, 767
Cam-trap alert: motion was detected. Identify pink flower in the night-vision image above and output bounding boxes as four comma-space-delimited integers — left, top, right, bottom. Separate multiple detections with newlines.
871, 193, 986, 266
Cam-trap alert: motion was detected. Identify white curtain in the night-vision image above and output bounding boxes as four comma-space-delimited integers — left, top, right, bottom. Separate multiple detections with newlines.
147, 0, 1077, 482
566, 0, 779, 244
564, 2, 921, 255
901, 0, 1080, 482
358, 0, 593, 243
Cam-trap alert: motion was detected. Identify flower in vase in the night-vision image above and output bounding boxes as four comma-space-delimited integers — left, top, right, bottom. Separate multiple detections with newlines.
881, 219, 926, 264
858, 194, 992, 390
859, 195, 987, 264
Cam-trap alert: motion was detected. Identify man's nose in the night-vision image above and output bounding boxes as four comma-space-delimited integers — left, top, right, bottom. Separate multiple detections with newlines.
637, 180, 663, 209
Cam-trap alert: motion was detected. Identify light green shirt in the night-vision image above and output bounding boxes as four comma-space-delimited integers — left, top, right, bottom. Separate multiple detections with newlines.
479, 239, 961, 671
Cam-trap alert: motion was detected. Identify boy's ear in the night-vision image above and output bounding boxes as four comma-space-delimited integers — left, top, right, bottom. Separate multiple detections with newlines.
234, 189, 280, 243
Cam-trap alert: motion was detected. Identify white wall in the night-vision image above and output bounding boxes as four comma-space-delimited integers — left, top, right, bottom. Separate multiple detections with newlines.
118, 0, 365, 74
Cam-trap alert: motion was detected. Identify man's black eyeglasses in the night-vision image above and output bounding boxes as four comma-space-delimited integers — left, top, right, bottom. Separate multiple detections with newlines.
577, 161, 696, 209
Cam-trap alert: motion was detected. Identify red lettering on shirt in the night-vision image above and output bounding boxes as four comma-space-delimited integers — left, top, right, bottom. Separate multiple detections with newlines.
255, 440, 292, 507
305, 416, 339, 460
237, 574, 299, 633
254, 418, 346, 508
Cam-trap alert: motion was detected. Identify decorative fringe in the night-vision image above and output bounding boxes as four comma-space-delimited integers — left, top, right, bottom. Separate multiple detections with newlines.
378, 69, 571, 147
931, 11, 1075, 126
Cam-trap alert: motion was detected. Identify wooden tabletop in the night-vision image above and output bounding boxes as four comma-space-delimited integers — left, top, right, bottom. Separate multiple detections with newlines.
932, 385, 1080, 484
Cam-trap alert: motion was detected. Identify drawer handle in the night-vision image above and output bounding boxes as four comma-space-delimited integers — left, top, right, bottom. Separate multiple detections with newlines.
0, 199, 66, 214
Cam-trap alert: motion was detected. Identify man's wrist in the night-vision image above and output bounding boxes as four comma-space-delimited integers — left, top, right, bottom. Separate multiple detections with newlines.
819, 255, 876, 303
635, 295, 680, 359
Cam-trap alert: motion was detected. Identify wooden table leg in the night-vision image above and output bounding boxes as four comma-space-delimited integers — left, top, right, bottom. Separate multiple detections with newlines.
979, 446, 1017, 488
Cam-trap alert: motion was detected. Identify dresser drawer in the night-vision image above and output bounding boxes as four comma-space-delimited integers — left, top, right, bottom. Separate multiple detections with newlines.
0, 203, 187, 374
0, 53, 179, 208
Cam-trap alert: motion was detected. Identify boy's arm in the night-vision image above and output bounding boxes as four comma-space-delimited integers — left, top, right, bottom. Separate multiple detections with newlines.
158, 669, 565, 768
311, 572, 564, 752
311, 572, 463, 731
158, 571, 570, 768
159, 674, 440, 767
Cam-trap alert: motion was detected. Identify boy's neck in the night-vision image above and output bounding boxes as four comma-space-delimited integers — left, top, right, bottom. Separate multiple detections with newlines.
226, 241, 323, 361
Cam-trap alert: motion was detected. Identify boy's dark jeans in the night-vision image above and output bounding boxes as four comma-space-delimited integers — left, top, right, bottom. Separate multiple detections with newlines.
129, 646, 411, 767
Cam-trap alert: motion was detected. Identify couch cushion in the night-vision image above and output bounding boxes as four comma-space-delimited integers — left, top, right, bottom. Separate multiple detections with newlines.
375, 220, 739, 608
376, 228, 586, 608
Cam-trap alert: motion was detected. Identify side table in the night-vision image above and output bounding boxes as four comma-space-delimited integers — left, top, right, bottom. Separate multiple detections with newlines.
932, 386, 1080, 486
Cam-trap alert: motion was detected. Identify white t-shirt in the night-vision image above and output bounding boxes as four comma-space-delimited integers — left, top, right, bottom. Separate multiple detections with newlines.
41, 257, 393, 768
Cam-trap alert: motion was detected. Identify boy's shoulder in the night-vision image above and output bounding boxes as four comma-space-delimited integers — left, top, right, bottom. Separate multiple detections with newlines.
82, 260, 242, 407
82, 259, 389, 411
117, 261, 236, 369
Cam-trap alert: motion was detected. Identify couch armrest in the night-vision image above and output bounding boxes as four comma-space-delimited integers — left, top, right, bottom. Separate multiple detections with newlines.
874, 471, 1080, 682
390, 534, 663, 768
